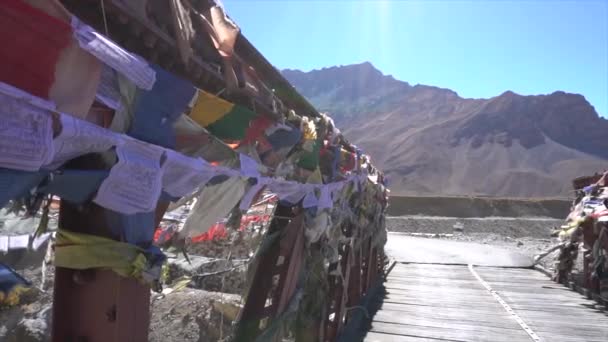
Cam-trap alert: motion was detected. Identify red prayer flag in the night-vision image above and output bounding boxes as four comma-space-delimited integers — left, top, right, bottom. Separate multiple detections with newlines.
0, 0, 101, 118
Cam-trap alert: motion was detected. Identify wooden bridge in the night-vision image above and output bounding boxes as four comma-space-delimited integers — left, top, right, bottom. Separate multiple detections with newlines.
361, 236, 608, 342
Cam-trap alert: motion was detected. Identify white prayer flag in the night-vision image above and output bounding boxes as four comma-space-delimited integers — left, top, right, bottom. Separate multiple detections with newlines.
162, 150, 215, 198
94, 140, 164, 214
0, 83, 54, 171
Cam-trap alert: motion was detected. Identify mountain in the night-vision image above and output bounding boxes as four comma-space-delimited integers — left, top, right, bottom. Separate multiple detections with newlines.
282, 62, 608, 198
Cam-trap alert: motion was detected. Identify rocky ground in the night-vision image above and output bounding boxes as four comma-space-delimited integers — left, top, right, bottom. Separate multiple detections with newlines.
0, 228, 258, 342
149, 289, 241, 342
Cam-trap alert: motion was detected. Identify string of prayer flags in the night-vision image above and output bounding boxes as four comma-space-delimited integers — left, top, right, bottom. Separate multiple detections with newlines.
188, 90, 258, 141
128, 65, 195, 149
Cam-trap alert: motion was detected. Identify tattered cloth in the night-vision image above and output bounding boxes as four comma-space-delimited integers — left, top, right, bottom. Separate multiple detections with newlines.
0, 263, 31, 307
54, 230, 166, 287
0, 0, 101, 118
188, 90, 258, 142
0, 0, 71, 98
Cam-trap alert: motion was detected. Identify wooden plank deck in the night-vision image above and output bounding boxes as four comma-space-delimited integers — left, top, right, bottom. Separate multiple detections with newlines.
365, 263, 608, 342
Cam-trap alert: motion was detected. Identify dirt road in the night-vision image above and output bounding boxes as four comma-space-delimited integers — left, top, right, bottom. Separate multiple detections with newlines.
386, 233, 533, 267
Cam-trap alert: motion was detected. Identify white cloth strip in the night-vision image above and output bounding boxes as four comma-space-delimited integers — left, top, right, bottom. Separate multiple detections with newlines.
8, 235, 30, 250
0, 82, 56, 111
72, 17, 156, 90
32, 233, 52, 250
0, 232, 54, 253
0, 236, 8, 253
96, 66, 123, 110
49, 112, 124, 168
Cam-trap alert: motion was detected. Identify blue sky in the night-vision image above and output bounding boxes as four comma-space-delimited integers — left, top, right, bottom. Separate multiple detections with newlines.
223, 0, 608, 117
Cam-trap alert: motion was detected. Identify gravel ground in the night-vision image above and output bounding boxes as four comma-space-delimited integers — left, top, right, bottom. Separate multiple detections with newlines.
149, 289, 241, 342
387, 216, 566, 272
387, 215, 562, 238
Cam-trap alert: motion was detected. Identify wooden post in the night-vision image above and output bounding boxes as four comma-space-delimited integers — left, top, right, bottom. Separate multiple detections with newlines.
323, 242, 352, 341
362, 238, 373, 295
378, 249, 386, 279
598, 227, 608, 300
583, 250, 599, 293
359, 239, 368, 296
345, 241, 362, 323
370, 247, 378, 284
52, 199, 152, 341
234, 205, 305, 341
294, 245, 327, 342
274, 216, 306, 314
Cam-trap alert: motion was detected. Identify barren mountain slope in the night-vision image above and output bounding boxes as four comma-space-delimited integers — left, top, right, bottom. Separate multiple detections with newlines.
283, 63, 608, 197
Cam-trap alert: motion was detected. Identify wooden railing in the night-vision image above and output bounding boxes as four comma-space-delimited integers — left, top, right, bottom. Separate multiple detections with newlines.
234, 204, 386, 341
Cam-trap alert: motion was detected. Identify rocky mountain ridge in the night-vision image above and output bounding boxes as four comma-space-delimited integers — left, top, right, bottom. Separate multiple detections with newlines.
282, 62, 608, 197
